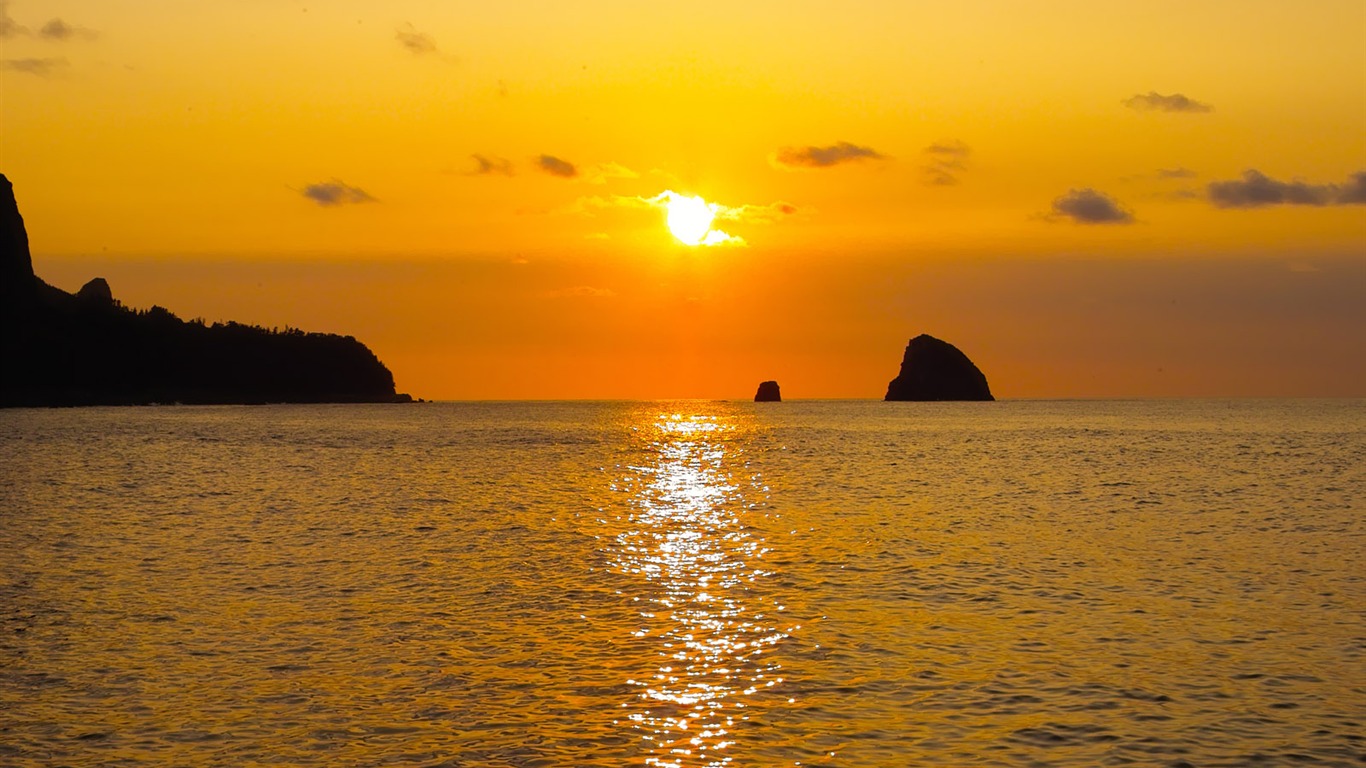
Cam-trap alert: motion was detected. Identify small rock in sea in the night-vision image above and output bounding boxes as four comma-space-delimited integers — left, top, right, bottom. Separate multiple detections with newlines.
754, 380, 781, 402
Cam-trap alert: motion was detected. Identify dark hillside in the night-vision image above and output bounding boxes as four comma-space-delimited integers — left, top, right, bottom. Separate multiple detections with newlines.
1, 174, 410, 407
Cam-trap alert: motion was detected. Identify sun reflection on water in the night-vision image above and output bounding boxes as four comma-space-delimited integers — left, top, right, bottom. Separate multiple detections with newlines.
607, 411, 794, 767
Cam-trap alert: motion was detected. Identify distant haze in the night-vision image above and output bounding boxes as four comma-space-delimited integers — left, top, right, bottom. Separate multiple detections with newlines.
37, 250, 1366, 399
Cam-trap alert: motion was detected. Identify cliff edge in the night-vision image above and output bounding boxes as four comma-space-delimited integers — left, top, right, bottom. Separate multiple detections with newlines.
0, 174, 412, 407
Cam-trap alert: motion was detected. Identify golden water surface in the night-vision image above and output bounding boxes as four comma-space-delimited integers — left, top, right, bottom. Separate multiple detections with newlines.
1, 400, 1363, 766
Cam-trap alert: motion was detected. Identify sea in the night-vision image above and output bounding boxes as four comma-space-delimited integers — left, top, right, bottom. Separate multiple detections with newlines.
1, 400, 1362, 767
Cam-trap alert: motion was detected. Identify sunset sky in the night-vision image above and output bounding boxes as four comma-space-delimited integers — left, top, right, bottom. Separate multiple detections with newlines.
3, 0, 1364, 398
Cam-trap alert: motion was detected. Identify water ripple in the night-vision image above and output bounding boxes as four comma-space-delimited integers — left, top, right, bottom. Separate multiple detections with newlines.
0, 400, 1361, 766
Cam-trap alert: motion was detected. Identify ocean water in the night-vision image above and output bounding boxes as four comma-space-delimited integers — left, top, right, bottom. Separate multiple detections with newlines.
1, 400, 1362, 767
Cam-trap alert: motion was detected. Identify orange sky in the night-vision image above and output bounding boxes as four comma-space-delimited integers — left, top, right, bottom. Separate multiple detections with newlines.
3, 0, 1364, 398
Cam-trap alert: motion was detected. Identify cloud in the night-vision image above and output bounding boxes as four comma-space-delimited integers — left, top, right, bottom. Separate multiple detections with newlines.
1, 57, 67, 76
301, 180, 375, 207
704, 229, 748, 244
1337, 171, 1366, 204
1206, 169, 1366, 208
1048, 188, 1135, 224
713, 200, 801, 224
773, 141, 884, 169
39, 18, 73, 39
568, 190, 805, 246
38, 17, 94, 40
0, 1, 25, 37
584, 162, 639, 184
568, 195, 645, 214
1156, 167, 1197, 179
922, 140, 971, 185
697, 230, 745, 246
395, 24, 437, 55
925, 140, 970, 157
536, 154, 578, 178
1124, 91, 1213, 113
575, 191, 800, 224
468, 154, 514, 176
512, 159, 636, 184
1, 6, 97, 40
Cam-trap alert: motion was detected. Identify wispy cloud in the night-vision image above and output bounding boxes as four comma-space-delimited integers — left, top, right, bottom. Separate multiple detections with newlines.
584, 162, 639, 185
468, 154, 514, 176
301, 180, 375, 207
38, 17, 95, 41
1156, 167, 1198, 179
1047, 188, 1135, 224
569, 190, 804, 247
1124, 91, 1212, 113
712, 200, 801, 224
922, 140, 971, 185
395, 24, 437, 55
536, 155, 578, 179
39, 17, 73, 39
570, 195, 652, 214
1, 4, 96, 40
1, 56, 67, 76
0, 1, 24, 38
575, 191, 800, 224
1341, 172, 1366, 204
773, 141, 884, 170
696, 231, 743, 246
1207, 169, 1366, 208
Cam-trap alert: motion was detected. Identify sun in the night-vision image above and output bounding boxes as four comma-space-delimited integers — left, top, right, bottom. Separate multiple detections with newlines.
665, 194, 716, 246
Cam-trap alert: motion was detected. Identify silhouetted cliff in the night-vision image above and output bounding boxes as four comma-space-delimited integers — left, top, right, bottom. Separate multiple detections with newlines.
1, 174, 411, 407
754, 380, 781, 402
885, 334, 994, 401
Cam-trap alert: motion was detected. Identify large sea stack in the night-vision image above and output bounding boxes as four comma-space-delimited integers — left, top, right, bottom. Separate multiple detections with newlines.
884, 334, 994, 401
754, 380, 781, 402
0, 173, 411, 407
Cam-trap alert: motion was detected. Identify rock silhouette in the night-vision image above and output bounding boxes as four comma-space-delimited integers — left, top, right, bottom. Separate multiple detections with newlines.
75, 277, 113, 306
884, 334, 994, 401
0, 173, 412, 407
0, 176, 35, 304
754, 380, 781, 402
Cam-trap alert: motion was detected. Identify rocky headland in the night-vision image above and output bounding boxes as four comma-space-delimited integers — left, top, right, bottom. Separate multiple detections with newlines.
885, 334, 994, 401
0, 174, 411, 407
